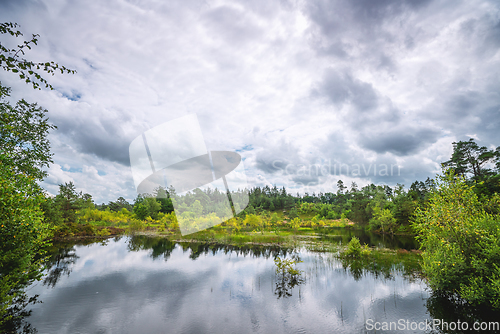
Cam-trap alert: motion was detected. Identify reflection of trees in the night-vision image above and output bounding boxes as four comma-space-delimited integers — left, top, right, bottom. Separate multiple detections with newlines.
126, 236, 293, 261
426, 291, 500, 334
320, 230, 420, 250
339, 250, 421, 281
274, 255, 304, 299
127, 236, 176, 260
43, 246, 79, 288
0, 293, 39, 334
177, 241, 288, 260
42, 238, 113, 288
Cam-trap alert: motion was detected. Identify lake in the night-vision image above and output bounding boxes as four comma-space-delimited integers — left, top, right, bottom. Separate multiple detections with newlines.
22, 233, 495, 333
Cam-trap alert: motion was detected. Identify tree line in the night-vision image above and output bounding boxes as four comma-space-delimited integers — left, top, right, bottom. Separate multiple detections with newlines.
41, 135, 500, 238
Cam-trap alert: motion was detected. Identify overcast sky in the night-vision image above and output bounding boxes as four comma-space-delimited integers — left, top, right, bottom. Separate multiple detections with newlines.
1, 0, 499, 204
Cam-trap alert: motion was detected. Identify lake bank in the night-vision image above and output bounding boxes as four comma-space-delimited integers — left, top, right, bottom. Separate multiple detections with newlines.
51, 222, 421, 253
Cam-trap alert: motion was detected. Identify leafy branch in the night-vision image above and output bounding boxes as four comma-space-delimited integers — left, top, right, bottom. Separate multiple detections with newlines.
0, 22, 76, 90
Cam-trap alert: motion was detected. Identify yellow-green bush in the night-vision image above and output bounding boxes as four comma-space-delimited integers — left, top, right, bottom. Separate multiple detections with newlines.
129, 219, 145, 231
78, 208, 131, 225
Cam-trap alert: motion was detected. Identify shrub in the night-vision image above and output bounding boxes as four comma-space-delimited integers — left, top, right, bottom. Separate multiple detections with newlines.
345, 237, 362, 257
290, 217, 301, 232
96, 228, 111, 236
343, 237, 371, 258
129, 219, 145, 232
413, 173, 500, 309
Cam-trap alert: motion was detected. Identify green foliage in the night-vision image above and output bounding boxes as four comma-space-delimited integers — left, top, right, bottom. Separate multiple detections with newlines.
0, 22, 75, 331
129, 219, 145, 232
228, 218, 242, 234
107, 197, 132, 212
310, 215, 318, 228
442, 138, 500, 180
244, 214, 260, 228
343, 237, 370, 258
274, 257, 302, 276
288, 206, 298, 219
0, 85, 54, 182
133, 195, 161, 220
0, 22, 76, 90
78, 207, 131, 225
413, 172, 500, 309
297, 202, 317, 215
274, 257, 304, 298
153, 186, 174, 213
0, 156, 51, 329
53, 182, 80, 223
96, 228, 111, 237
338, 248, 421, 281
344, 237, 362, 257
290, 217, 301, 232
40, 195, 63, 225
369, 206, 397, 234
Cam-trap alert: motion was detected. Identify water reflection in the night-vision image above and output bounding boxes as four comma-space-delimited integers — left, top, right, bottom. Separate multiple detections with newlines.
127, 235, 291, 261
1, 293, 39, 334
320, 228, 420, 250
339, 250, 422, 281
273, 256, 304, 299
426, 292, 500, 333
22, 236, 499, 333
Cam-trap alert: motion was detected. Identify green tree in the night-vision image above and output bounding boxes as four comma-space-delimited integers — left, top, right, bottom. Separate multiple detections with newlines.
54, 182, 80, 223
336, 180, 346, 195
391, 184, 417, 227
274, 257, 304, 298
108, 197, 132, 212
133, 195, 161, 220
369, 206, 397, 235
0, 22, 75, 331
154, 186, 174, 214
191, 200, 203, 216
40, 195, 63, 225
288, 206, 298, 220
413, 172, 500, 309
442, 138, 499, 180
134, 203, 149, 221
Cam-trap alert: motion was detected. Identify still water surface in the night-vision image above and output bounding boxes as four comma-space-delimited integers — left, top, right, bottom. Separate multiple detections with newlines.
26, 234, 433, 333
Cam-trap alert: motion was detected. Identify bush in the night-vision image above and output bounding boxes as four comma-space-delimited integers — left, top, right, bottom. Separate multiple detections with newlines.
413, 173, 500, 309
129, 219, 145, 232
96, 228, 111, 236
344, 237, 370, 258
0, 160, 51, 327
345, 237, 362, 257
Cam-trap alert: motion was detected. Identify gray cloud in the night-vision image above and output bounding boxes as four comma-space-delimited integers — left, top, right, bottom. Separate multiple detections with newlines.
359, 127, 440, 156
51, 109, 139, 166
312, 69, 379, 112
